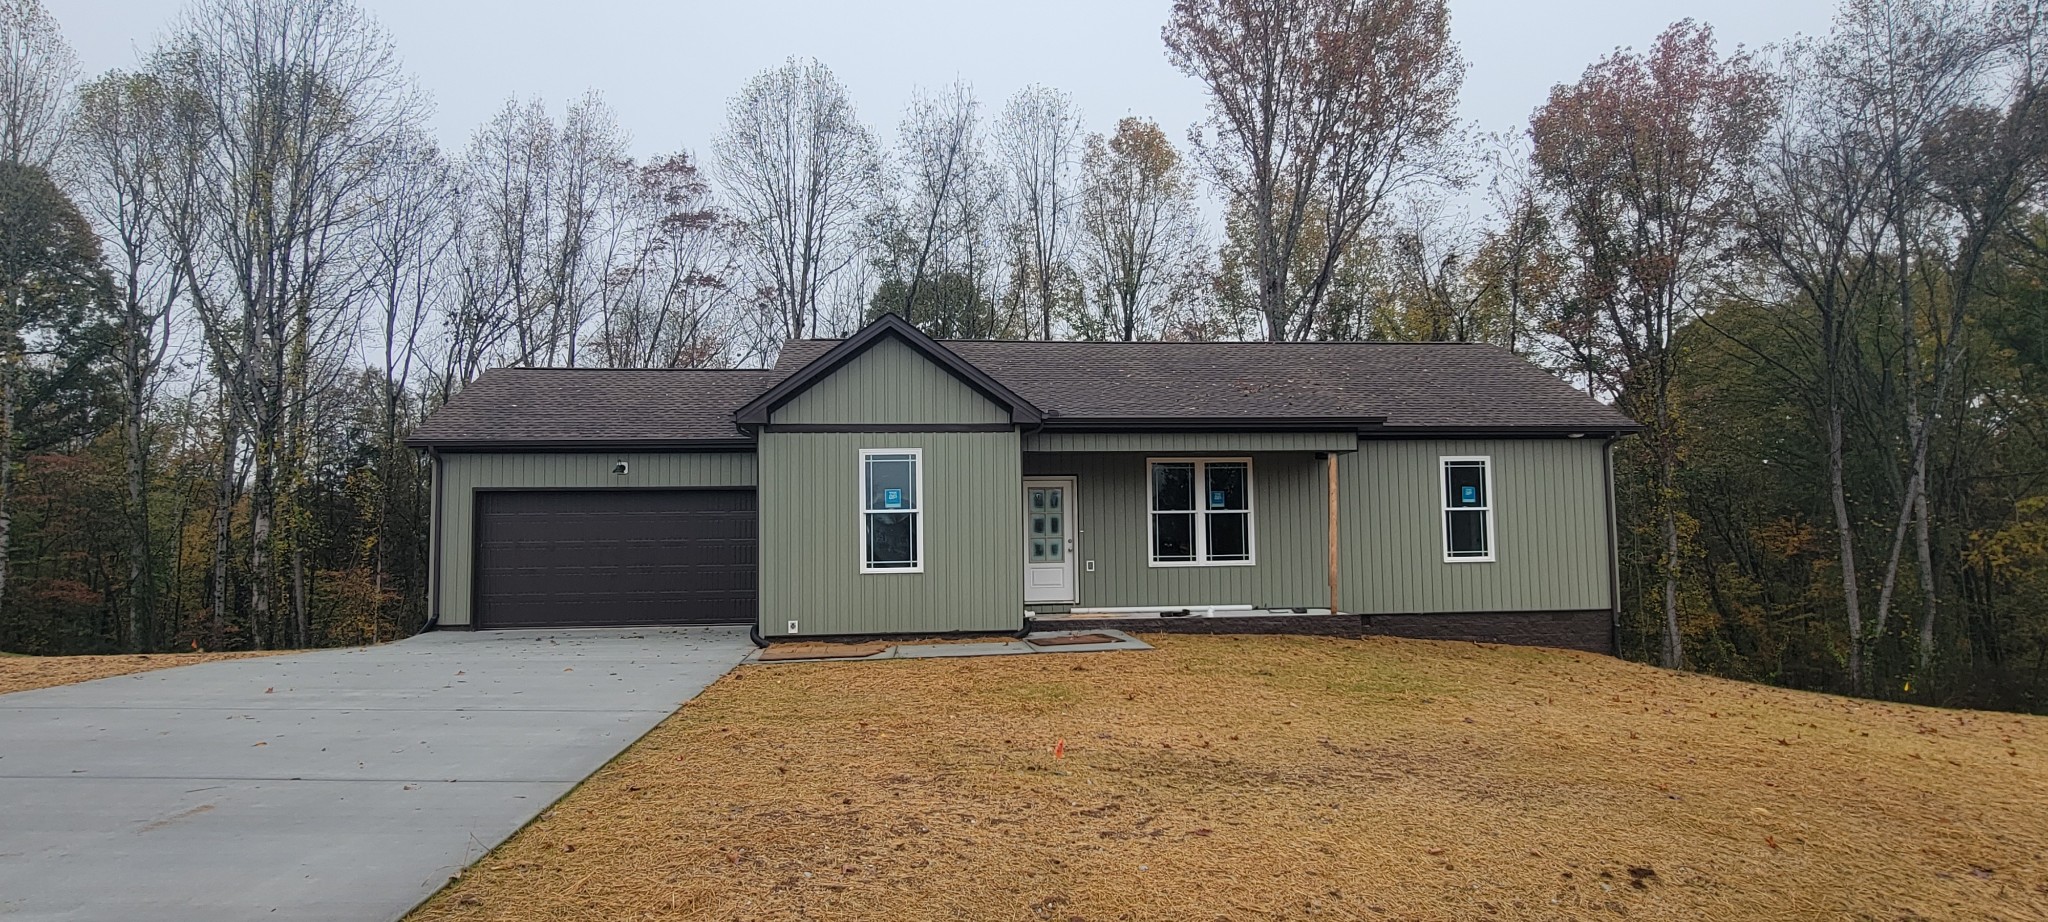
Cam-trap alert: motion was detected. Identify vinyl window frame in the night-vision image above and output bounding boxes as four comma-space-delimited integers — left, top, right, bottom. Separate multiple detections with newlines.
1146, 457, 1257, 568
859, 448, 925, 574
1441, 455, 1496, 563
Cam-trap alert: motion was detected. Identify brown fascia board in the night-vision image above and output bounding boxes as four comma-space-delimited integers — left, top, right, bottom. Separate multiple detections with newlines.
733, 313, 1044, 428
1362, 424, 1644, 439
1034, 416, 1390, 433
404, 437, 758, 453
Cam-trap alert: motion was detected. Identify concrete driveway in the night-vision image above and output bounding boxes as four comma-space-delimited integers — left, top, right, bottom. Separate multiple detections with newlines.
0, 627, 751, 922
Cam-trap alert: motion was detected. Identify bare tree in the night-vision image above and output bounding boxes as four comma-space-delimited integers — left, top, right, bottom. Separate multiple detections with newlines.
1735, 0, 2027, 689
890, 80, 983, 324
72, 70, 184, 650
715, 58, 878, 345
548, 92, 630, 366
465, 98, 551, 366
154, 0, 423, 648
1909, 42, 2048, 668
357, 127, 450, 640
1074, 117, 1207, 341
0, 0, 74, 167
1164, 0, 1465, 340
1378, 198, 1491, 343
997, 85, 1082, 338
590, 152, 742, 368
1530, 21, 1776, 670
1471, 133, 1562, 357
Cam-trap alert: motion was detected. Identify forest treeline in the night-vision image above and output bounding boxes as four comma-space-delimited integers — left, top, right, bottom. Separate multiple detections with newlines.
1, 0, 2044, 714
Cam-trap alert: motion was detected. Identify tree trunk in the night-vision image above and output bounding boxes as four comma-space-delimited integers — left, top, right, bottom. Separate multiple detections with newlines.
1648, 376, 1685, 671
0, 368, 13, 624
1661, 487, 1683, 669
1828, 399, 1865, 695
210, 416, 235, 651
1872, 456, 1921, 643
123, 379, 152, 653
249, 436, 272, 651
1913, 487, 1937, 671
292, 543, 307, 649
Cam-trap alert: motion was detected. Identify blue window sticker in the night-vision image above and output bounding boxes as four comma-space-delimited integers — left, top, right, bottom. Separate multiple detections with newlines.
1210, 490, 1227, 509
1460, 485, 1477, 505
883, 488, 904, 509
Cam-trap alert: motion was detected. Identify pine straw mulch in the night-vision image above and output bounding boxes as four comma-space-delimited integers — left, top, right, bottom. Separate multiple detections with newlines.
0, 650, 286, 695
407, 633, 2048, 922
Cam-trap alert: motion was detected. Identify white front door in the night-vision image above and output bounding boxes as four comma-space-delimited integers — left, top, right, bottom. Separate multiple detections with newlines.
1023, 478, 1077, 604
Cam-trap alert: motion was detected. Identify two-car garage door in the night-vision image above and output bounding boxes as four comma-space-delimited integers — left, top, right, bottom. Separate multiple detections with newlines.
472, 490, 757, 629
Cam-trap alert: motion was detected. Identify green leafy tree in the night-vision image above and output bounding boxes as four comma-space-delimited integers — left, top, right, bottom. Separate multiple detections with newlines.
0, 160, 116, 626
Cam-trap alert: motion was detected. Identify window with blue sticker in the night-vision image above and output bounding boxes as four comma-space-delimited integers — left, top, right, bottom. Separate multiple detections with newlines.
862, 450, 921, 571
1442, 457, 1493, 561
1150, 458, 1252, 565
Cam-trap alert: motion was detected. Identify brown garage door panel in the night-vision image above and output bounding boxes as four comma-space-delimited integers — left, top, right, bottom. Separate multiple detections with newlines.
474, 490, 758, 628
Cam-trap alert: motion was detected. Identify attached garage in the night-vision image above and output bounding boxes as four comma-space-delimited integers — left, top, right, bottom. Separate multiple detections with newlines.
472, 489, 757, 629
408, 368, 777, 630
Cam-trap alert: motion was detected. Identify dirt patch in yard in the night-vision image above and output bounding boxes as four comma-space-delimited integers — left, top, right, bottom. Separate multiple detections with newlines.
0, 651, 286, 695
408, 634, 2048, 921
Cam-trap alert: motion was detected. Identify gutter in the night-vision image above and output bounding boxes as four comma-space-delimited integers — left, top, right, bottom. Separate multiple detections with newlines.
405, 437, 758, 453
1360, 425, 1641, 440
1034, 416, 1387, 433
1603, 436, 1622, 655
425, 448, 443, 632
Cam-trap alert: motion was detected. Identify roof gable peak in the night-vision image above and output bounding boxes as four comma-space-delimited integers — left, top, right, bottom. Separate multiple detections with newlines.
734, 313, 1043, 429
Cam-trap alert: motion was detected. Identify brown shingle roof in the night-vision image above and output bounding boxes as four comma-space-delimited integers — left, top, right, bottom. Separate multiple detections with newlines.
773, 339, 1637, 432
413, 337, 1636, 447
407, 368, 781, 447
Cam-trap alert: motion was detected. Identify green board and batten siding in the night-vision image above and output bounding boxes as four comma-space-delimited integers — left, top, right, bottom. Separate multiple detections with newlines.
757, 334, 1024, 637
758, 431, 1022, 636
1021, 452, 1329, 610
432, 452, 756, 627
1023, 437, 1612, 616
1341, 439, 1610, 614
772, 336, 1010, 425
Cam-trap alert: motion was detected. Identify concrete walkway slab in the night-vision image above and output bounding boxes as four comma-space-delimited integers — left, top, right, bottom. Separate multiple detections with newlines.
0, 626, 749, 922
741, 629, 1152, 664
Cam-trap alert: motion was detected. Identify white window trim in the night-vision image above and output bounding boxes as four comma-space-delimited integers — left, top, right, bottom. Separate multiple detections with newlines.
1441, 455, 1497, 564
860, 448, 925, 574
1146, 457, 1257, 568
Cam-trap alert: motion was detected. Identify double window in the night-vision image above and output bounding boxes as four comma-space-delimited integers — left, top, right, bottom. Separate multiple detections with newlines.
861, 449, 922, 572
1149, 458, 1254, 566
1442, 456, 1494, 562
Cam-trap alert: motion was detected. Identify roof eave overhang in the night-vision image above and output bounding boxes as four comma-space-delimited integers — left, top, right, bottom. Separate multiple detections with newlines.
1363, 424, 1644, 440
404, 437, 758, 453
1034, 416, 1389, 433
733, 313, 1044, 430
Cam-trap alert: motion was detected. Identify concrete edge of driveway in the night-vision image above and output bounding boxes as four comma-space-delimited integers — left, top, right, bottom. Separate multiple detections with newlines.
0, 625, 753, 922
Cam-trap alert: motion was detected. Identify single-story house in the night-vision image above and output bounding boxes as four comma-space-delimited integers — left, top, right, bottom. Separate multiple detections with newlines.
408, 313, 1640, 652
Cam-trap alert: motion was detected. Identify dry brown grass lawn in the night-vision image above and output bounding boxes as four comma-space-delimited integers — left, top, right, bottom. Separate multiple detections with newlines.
0, 651, 284, 695
408, 634, 2048, 922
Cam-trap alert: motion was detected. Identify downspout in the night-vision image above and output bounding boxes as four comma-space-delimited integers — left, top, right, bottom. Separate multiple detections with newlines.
1603, 438, 1621, 655
1324, 452, 1340, 616
425, 448, 443, 632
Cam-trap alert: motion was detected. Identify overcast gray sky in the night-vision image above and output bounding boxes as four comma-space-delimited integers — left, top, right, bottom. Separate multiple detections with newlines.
50, 0, 1839, 165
